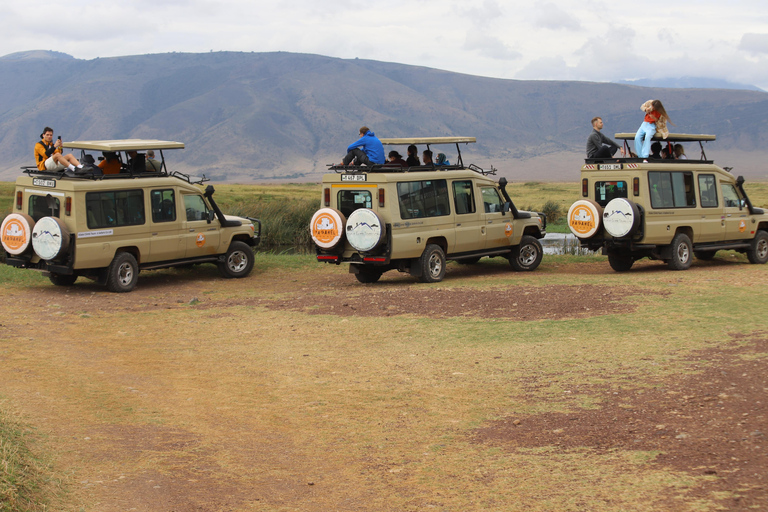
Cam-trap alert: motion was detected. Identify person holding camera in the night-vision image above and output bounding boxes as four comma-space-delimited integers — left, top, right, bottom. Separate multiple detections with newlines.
34, 127, 82, 171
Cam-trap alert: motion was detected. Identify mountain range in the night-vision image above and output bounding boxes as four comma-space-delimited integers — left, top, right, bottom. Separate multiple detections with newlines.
1, 50, 767, 182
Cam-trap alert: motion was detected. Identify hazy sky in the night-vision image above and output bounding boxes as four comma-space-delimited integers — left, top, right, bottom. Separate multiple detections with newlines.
4, 0, 768, 89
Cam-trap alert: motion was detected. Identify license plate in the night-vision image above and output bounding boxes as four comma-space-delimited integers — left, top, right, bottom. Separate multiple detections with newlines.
341, 174, 367, 182
32, 178, 56, 188
599, 164, 622, 171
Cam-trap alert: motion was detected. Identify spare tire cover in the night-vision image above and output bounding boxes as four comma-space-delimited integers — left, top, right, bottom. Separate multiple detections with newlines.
310, 208, 346, 249
567, 200, 602, 239
346, 208, 384, 252
603, 198, 640, 238
32, 216, 70, 260
1, 213, 35, 255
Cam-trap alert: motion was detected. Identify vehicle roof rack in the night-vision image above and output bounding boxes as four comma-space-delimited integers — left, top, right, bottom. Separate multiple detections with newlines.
63, 139, 185, 151
604, 132, 717, 162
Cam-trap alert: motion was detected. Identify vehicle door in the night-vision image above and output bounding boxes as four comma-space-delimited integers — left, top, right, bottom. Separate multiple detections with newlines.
149, 188, 184, 262
696, 174, 724, 242
721, 183, 749, 241
451, 179, 485, 253
395, 179, 455, 257
480, 186, 513, 249
647, 171, 699, 243
182, 193, 220, 257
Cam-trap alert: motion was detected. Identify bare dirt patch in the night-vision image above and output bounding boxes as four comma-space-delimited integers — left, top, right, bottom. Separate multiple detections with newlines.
473, 332, 768, 510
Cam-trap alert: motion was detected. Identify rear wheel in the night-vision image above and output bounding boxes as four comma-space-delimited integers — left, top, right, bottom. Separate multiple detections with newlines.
49, 273, 77, 286
607, 250, 634, 272
418, 244, 446, 283
668, 233, 693, 270
106, 252, 139, 293
218, 241, 254, 278
354, 267, 383, 283
747, 231, 768, 264
509, 236, 543, 271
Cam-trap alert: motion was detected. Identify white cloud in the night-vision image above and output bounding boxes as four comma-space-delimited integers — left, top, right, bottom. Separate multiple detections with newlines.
534, 2, 582, 31
464, 32, 522, 61
739, 33, 768, 54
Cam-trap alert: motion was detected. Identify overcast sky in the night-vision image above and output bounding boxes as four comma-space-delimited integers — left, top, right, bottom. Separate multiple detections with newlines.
4, 0, 768, 90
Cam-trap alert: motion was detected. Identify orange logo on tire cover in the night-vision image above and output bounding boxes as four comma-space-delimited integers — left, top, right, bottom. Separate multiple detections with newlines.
569, 205, 596, 236
2, 218, 28, 252
312, 212, 339, 245
196, 233, 206, 247
505, 223, 513, 237
739, 220, 747, 233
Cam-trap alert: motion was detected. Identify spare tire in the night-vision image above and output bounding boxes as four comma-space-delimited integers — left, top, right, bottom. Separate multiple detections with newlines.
310, 208, 346, 249
32, 216, 70, 260
1, 213, 35, 255
346, 208, 385, 252
603, 198, 641, 238
567, 200, 602, 239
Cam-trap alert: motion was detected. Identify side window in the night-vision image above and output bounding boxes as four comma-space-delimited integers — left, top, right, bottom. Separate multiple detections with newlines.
85, 190, 144, 229
649, 171, 696, 208
183, 195, 210, 221
481, 187, 502, 213
594, 181, 627, 207
151, 189, 176, 223
722, 184, 741, 208
698, 174, 718, 208
28, 195, 60, 221
397, 180, 450, 219
337, 190, 372, 218
453, 180, 476, 215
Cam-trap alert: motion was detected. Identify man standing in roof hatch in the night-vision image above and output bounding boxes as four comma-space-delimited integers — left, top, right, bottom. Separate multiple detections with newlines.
340, 126, 385, 166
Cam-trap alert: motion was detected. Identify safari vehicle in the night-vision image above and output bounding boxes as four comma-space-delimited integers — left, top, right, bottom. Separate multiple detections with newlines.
1, 139, 261, 292
568, 133, 768, 271
310, 137, 546, 283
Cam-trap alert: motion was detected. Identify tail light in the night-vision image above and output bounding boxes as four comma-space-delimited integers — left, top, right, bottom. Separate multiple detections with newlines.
16, 191, 22, 210
379, 188, 385, 207
65, 196, 72, 216
581, 179, 588, 197
324, 188, 330, 207
633, 178, 640, 196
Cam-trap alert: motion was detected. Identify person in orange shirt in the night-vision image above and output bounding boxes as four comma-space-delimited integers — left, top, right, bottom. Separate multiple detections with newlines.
98, 152, 122, 174
34, 127, 82, 171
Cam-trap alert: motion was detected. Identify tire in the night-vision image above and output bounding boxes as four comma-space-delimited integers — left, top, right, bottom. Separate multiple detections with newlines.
607, 250, 634, 272
457, 257, 481, 265
668, 233, 693, 270
694, 250, 717, 261
31, 216, 70, 260
218, 241, 254, 278
106, 252, 139, 293
49, 273, 77, 286
747, 231, 768, 264
418, 244, 446, 283
1, 213, 35, 255
603, 198, 640, 238
509, 236, 543, 271
346, 209, 385, 252
354, 267, 383, 283
567, 199, 602, 239
310, 208, 346, 250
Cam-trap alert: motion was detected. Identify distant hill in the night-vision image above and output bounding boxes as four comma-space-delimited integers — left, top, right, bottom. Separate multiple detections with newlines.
619, 77, 765, 92
1, 51, 767, 182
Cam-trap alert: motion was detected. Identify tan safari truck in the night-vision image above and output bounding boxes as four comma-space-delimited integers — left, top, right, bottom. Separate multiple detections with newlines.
1, 139, 261, 292
309, 137, 546, 283
567, 133, 768, 271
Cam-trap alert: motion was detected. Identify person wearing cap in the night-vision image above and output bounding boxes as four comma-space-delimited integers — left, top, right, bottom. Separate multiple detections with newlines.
386, 150, 407, 168
340, 126, 385, 166
34, 127, 83, 171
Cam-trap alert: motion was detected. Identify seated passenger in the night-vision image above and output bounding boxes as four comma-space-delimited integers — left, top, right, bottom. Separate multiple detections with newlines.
422, 149, 434, 166
34, 127, 83, 172
674, 144, 687, 160
98, 152, 122, 175
435, 153, 450, 166
649, 142, 662, 160
386, 150, 407, 168
340, 126, 385, 166
146, 150, 162, 171
406, 144, 420, 167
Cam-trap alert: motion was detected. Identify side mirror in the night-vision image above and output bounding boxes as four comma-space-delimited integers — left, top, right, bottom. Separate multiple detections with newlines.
208, 210, 215, 223
501, 201, 511, 214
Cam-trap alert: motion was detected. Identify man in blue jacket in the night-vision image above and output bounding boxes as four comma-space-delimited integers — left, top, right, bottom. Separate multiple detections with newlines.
341, 126, 385, 166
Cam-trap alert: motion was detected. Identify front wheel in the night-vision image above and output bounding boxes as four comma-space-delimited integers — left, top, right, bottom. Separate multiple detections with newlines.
106, 252, 139, 293
747, 231, 768, 264
218, 241, 254, 278
418, 244, 446, 283
668, 233, 693, 270
509, 236, 543, 271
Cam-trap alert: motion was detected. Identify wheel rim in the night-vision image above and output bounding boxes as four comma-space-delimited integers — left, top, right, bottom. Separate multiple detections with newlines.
518, 244, 538, 266
428, 253, 443, 277
118, 262, 134, 286
228, 250, 248, 272
676, 242, 690, 264
757, 238, 768, 259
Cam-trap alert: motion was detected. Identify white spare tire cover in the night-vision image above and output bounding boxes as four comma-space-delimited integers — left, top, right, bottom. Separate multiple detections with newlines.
346, 208, 384, 252
32, 216, 70, 260
310, 208, 346, 249
567, 200, 602, 239
603, 198, 640, 238
1, 213, 35, 255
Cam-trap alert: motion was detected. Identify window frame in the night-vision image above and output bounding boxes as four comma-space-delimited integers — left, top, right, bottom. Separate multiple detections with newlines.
85, 189, 145, 229
648, 171, 697, 209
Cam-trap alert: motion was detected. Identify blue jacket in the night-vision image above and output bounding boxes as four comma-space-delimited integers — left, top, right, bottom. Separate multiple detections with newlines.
347, 130, 385, 164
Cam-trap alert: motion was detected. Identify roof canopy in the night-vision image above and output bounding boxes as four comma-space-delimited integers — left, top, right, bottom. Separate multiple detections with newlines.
379, 137, 476, 145
63, 139, 185, 151
614, 133, 716, 142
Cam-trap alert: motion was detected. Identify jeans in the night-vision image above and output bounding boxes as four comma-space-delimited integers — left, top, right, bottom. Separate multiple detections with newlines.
342, 148, 372, 166
635, 122, 656, 158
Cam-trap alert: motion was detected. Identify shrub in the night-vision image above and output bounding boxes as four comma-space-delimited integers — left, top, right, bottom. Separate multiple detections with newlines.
541, 200, 563, 223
